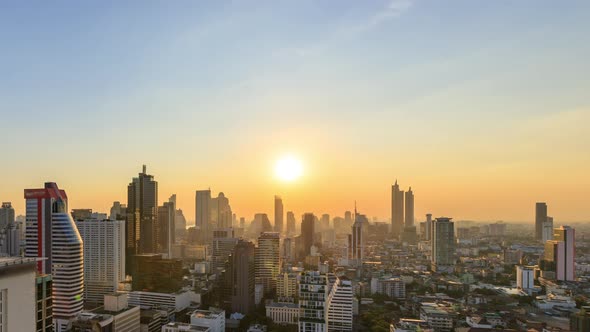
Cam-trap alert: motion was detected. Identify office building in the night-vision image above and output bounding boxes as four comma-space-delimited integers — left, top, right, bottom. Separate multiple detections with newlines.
95, 293, 140, 332
301, 213, 315, 258
349, 209, 366, 264
195, 190, 211, 244
431, 217, 455, 272
371, 277, 406, 299
320, 214, 330, 231
274, 196, 284, 233
211, 229, 238, 275
0, 257, 40, 331
255, 232, 280, 293
282, 237, 293, 263
36, 274, 53, 332
404, 187, 414, 227
76, 217, 125, 307
24, 182, 84, 332
298, 271, 328, 332
516, 265, 535, 291
109, 201, 127, 221
423, 214, 433, 241
543, 216, 554, 243
157, 199, 175, 254
225, 240, 255, 314
266, 301, 299, 325
127, 165, 159, 271
554, 225, 575, 281
535, 202, 547, 241
327, 277, 353, 332
211, 192, 232, 230
0, 202, 20, 256
127, 290, 196, 312
391, 181, 404, 237
190, 309, 225, 332
286, 211, 296, 236
0, 202, 15, 229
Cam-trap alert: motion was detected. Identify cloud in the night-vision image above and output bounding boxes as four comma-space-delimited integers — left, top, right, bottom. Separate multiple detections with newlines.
352, 0, 415, 34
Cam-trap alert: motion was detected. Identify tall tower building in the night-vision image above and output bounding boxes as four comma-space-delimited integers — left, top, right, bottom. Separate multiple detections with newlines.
0, 201, 15, 228
0, 202, 20, 256
127, 165, 158, 268
76, 217, 125, 307
157, 199, 175, 254
195, 189, 212, 244
24, 182, 84, 332
211, 228, 238, 275
321, 214, 330, 231
404, 187, 414, 227
226, 240, 255, 314
211, 192, 232, 229
298, 271, 328, 332
350, 208, 366, 264
286, 211, 296, 236
109, 201, 127, 221
431, 217, 455, 272
553, 225, 575, 281
255, 232, 280, 293
301, 213, 315, 258
391, 181, 404, 238
542, 216, 554, 243
535, 202, 548, 241
274, 196, 284, 233
424, 214, 433, 241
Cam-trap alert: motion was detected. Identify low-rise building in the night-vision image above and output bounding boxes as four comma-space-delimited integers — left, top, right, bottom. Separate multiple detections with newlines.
161, 322, 211, 332
419, 305, 454, 332
190, 309, 225, 332
265, 301, 299, 325
391, 319, 433, 332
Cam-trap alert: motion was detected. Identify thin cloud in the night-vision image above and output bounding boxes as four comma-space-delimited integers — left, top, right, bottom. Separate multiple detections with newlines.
352, 0, 415, 34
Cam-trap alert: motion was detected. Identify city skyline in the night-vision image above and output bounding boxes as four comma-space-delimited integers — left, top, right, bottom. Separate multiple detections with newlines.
1, 1, 590, 222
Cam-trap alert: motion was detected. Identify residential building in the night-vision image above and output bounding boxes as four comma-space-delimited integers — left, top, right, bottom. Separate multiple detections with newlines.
419, 305, 454, 332
255, 232, 280, 293
127, 290, 197, 312
301, 213, 315, 258
405, 188, 414, 227
516, 265, 535, 291
298, 271, 328, 332
431, 217, 455, 272
327, 277, 353, 332
266, 302, 299, 325
554, 225, 575, 281
24, 182, 84, 332
36, 274, 54, 332
211, 192, 232, 230
224, 241, 255, 314
277, 272, 298, 300
157, 199, 175, 255
76, 217, 125, 307
391, 180, 404, 237
0, 257, 39, 332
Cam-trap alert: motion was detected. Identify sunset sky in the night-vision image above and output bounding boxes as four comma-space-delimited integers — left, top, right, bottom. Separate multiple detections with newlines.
1, 1, 589, 223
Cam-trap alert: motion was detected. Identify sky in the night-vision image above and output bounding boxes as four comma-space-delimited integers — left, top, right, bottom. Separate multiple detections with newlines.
1, 1, 589, 224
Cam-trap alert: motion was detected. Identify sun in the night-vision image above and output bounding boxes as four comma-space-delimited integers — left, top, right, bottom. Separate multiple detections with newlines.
275, 156, 303, 182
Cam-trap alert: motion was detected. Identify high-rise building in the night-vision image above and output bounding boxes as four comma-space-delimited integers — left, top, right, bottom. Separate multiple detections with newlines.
131, 254, 183, 293
405, 187, 414, 227
0, 257, 43, 332
350, 209, 366, 264
423, 214, 433, 241
274, 196, 284, 233
327, 277, 353, 332
298, 271, 328, 332
109, 201, 127, 221
535, 202, 548, 241
24, 182, 84, 331
195, 190, 212, 244
344, 211, 352, 229
286, 211, 296, 236
391, 180, 404, 238
36, 274, 54, 332
554, 225, 575, 281
127, 165, 158, 268
301, 213, 315, 258
157, 199, 175, 254
76, 217, 125, 307
211, 192, 232, 230
255, 232, 280, 293
175, 208, 187, 239
226, 240, 256, 314
211, 228, 238, 275
431, 217, 455, 272
542, 216, 554, 243
321, 214, 330, 231
277, 271, 298, 300
0, 202, 20, 256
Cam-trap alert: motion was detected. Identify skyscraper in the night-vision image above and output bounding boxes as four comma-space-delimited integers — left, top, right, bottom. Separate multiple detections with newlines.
274, 195, 284, 233
0, 202, 20, 256
535, 202, 548, 241
195, 189, 212, 244
286, 211, 296, 236
405, 187, 414, 227
301, 213, 315, 258
0, 201, 15, 228
321, 213, 330, 231
109, 201, 127, 221
431, 217, 455, 272
226, 240, 255, 314
554, 225, 575, 281
211, 192, 232, 229
424, 214, 433, 241
24, 182, 84, 332
391, 180, 404, 238
255, 232, 280, 294
76, 217, 125, 307
350, 209, 366, 264
127, 165, 158, 266
157, 199, 175, 254
542, 216, 554, 243
298, 271, 328, 332
211, 228, 238, 275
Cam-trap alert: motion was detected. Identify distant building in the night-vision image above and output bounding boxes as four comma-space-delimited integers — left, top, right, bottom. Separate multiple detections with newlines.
131, 254, 183, 293
548, 225, 576, 281
371, 277, 406, 299
37, 274, 54, 332
225, 240, 256, 314
301, 213, 315, 258
277, 272, 298, 300
542, 216, 554, 243
0, 202, 20, 256
516, 265, 535, 291
211, 192, 232, 230
76, 217, 125, 307
404, 188, 414, 227
431, 217, 455, 272
570, 306, 590, 332
535, 202, 547, 241
24, 182, 84, 332
97, 293, 140, 332
266, 301, 299, 325
274, 196, 284, 233
195, 190, 212, 244
420, 305, 454, 332
157, 199, 176, 254
349, 209, 366, 264
286, 211, 296, 236
391, 181, 404, 237
70, 312, 114, 331
211, 228, 238, 275
109, 201, 127, 221
162, 322, 210, 332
